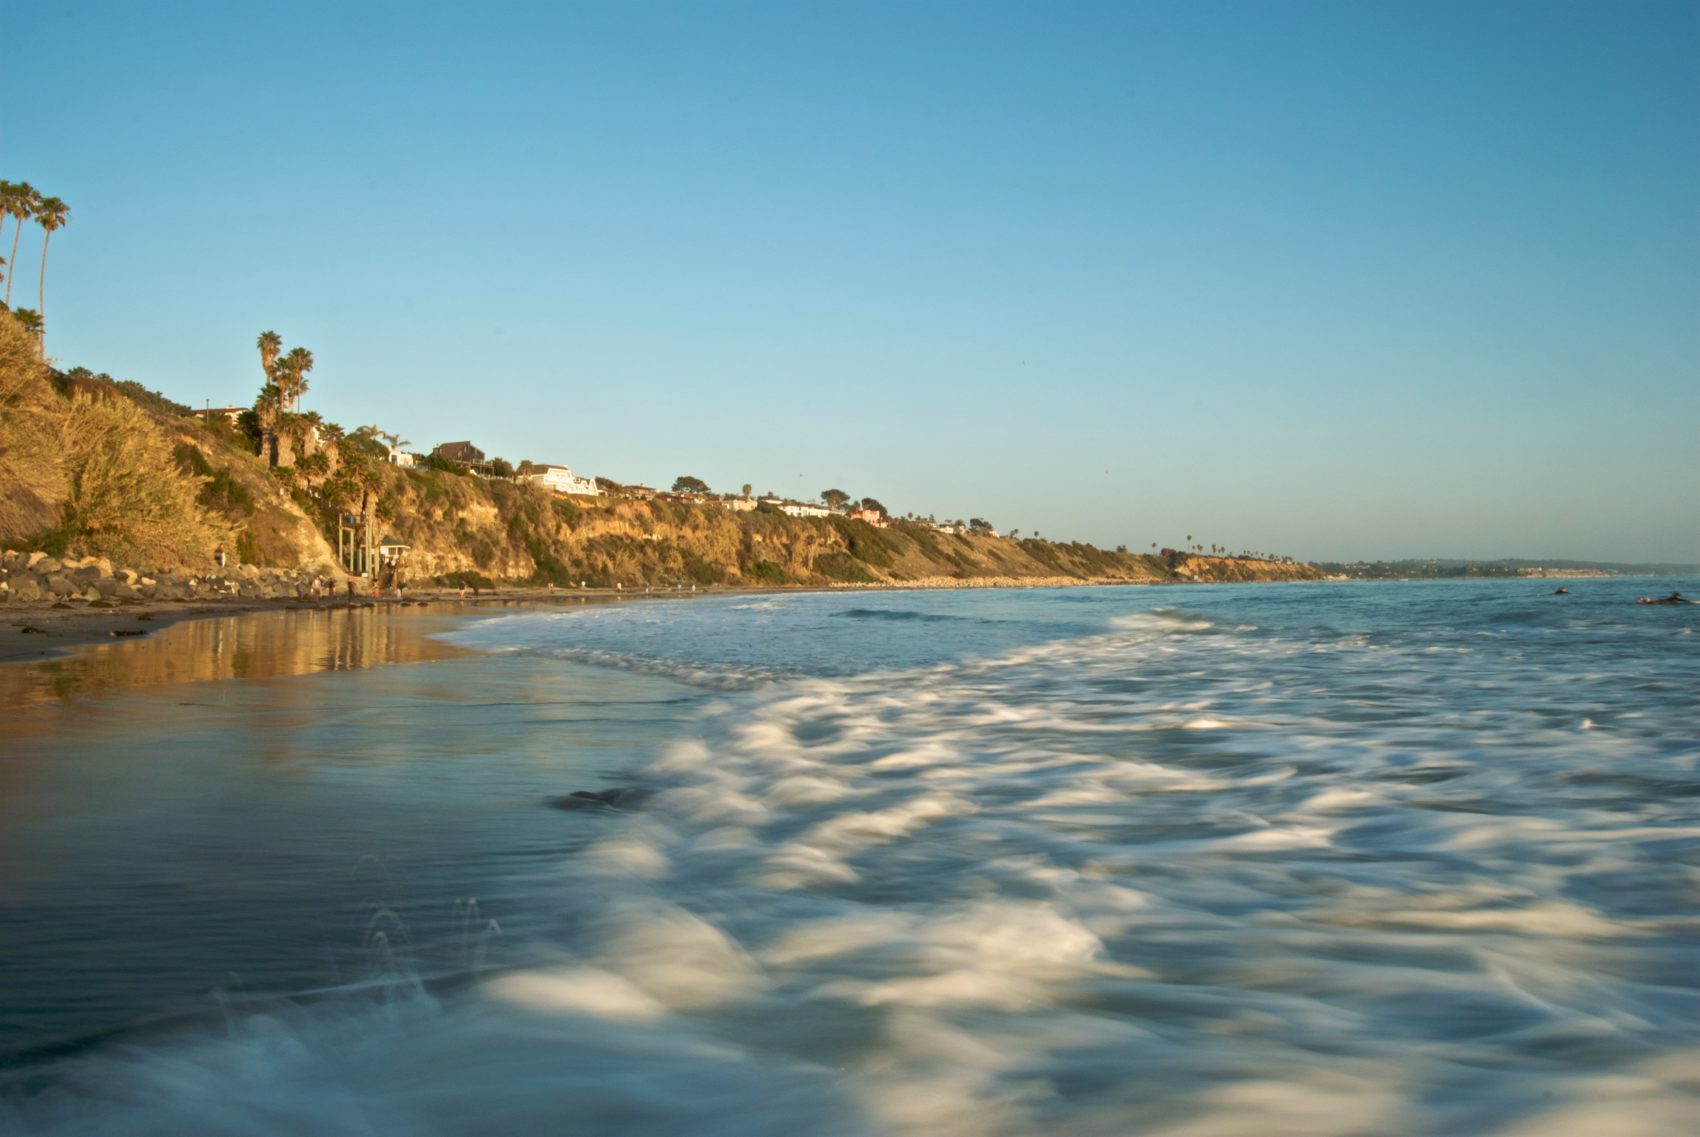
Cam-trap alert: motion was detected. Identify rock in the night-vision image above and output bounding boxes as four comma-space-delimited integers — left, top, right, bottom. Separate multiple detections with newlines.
108, 629, 146, 637
11, 576, 43, 602
546, 787, 651, 812
43, 575, 78, 597
116, 568, 139, 586
93, 578, 120, 598
20, 625, 46, 634
34, 556, 63, 575
114, 584, 142, 600
26, 552, 50, 570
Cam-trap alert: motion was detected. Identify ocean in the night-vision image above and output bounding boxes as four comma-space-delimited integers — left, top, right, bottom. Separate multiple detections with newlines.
1, 579, 1696, 1136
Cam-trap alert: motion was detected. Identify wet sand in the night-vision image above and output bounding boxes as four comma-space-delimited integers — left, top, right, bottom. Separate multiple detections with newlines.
0, 588, 644, 667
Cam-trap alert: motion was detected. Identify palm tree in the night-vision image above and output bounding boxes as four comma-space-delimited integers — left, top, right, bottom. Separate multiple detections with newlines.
33, 196, 69, 347
280, 345, 313, 411
0, 181, 13, 298
2, 182, 37, 307
257, 330, 282, 379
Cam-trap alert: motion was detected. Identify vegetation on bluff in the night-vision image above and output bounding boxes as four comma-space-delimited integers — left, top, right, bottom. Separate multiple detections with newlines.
0, 310, 336, 569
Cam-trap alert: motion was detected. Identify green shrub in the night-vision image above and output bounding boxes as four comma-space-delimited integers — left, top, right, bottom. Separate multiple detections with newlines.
199, 469, 255, 516
421, 451, 462, 474
173, 442, 214, 477
813, 552, 877, 583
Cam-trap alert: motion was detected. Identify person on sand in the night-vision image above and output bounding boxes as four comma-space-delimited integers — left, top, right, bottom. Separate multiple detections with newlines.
214, 544, 227, 570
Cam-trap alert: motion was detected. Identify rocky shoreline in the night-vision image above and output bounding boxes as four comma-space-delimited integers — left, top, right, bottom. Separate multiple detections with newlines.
1, 549, 335, 605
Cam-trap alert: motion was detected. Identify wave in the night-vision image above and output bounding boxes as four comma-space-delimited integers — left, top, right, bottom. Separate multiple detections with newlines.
831, 608, 984, 624
11, 582, 1696, 1136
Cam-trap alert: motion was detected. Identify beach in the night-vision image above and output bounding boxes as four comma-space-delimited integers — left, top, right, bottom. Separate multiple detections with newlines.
2, 579, 1696, 1136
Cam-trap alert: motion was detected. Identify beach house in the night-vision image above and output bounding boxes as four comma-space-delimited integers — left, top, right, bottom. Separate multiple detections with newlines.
524, 463, 600, 496
432, 441, 488, 471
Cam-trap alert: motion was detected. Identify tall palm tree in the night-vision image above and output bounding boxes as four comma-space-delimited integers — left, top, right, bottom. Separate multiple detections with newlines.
280, 345, 313, 411
33, 196, 69, 347
257, 330, 282, 380
3, 182, 38, 307
0, 181, 14, 298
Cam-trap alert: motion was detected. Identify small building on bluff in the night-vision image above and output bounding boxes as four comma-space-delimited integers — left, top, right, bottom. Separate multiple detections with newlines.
524, 464, 600, 496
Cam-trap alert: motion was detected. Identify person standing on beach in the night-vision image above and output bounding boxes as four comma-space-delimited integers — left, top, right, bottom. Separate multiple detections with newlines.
214, 544, 227, 570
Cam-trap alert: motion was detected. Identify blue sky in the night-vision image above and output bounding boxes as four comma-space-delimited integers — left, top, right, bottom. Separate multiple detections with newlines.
6, 0, 1696, 562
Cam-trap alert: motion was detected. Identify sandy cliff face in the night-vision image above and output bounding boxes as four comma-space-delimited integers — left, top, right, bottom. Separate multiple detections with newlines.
370, 471, 1324, 588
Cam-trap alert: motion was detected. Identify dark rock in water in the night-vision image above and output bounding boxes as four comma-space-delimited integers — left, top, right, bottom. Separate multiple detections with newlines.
108, 629, 147, 637
547, 787, 651, 812
20, 625, 46, 634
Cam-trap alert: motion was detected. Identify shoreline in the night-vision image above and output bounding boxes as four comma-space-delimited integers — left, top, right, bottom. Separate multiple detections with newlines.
0, 571, 1324, 670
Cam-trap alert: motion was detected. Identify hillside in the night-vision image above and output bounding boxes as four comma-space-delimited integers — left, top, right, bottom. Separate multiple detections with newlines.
0, 310, 1323, 591
372, 471, 1322, 588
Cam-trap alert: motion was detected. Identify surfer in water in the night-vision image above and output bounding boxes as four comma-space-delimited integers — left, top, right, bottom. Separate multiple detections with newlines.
1636, 592, 1691, 605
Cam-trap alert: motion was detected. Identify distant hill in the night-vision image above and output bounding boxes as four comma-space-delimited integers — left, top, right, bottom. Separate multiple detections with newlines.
1315, 558, 1695, 580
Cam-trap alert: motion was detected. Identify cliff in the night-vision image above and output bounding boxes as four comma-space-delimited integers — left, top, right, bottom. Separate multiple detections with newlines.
369, 469, 1323, 588
0, 311, 1322, 590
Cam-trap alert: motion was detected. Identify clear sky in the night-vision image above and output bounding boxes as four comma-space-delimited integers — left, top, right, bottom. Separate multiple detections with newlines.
6, 0, 1696, 562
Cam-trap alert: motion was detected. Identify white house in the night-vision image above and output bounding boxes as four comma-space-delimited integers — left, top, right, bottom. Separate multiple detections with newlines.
525, 463, 601, 496
780, 502, 831, 518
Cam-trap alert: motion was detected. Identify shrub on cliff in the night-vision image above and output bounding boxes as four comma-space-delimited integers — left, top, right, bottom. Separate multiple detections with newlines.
46, 392, 233, 563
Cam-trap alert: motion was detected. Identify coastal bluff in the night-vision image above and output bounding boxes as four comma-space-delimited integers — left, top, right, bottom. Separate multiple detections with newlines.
0, 310, 1321, 592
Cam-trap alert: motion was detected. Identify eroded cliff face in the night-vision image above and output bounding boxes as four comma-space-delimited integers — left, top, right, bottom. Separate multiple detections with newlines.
1166, 554, 1323, 584
369, 470, 1324, 589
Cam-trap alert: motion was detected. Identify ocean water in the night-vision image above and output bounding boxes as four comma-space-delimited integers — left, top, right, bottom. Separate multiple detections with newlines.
1, 580, 1697, 1136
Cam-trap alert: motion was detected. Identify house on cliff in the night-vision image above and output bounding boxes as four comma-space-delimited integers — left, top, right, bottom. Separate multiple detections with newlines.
524, 463, 600, 496
432, 441, 491, 473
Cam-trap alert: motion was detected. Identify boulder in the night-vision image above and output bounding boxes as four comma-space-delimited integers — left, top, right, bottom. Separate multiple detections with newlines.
34, 556, 63, 575
43, 574, 78, 597
11, 575, 43, 602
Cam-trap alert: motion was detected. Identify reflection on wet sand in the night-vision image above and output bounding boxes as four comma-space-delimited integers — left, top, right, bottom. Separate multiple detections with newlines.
0, 606, 474, 712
